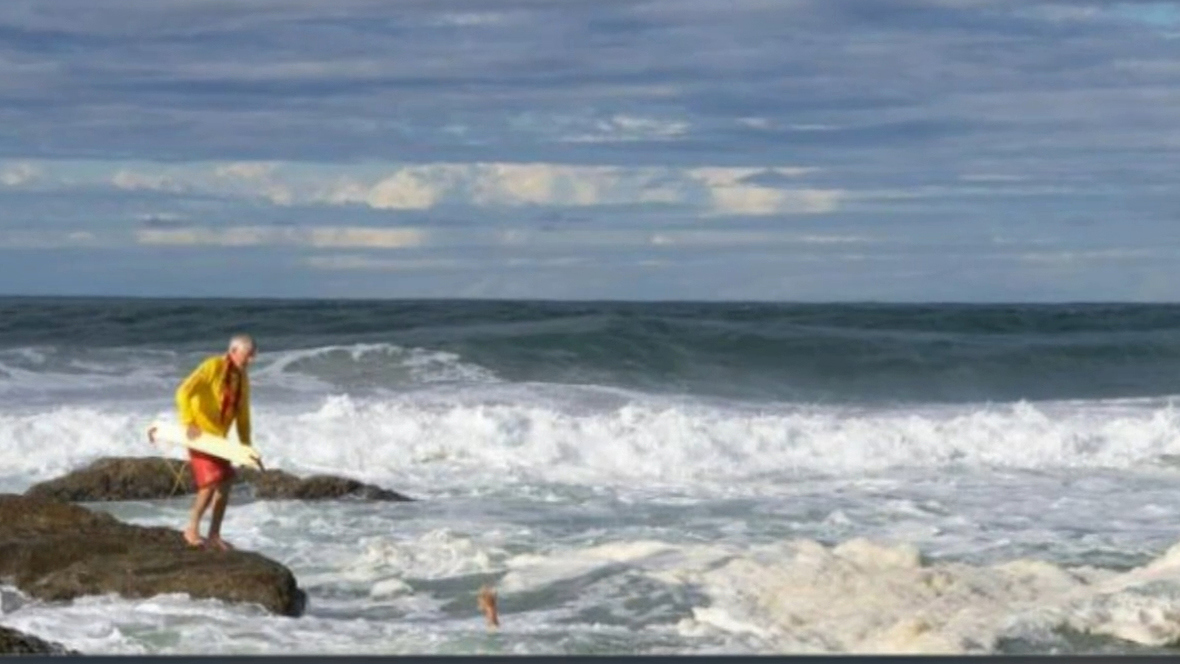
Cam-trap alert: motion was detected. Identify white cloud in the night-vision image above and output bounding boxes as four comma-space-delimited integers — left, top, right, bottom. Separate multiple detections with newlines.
307, 227, 426, 248
687, 169, 840, 215
471, 163, 558, 205
304, 254, 593, 272
471, 163, 619, 206
430, 11, 509, 27
487, 228, 874, 250
306, 255, 464, 271
366, 170, 445, 210
111, 162, 300, 204
612, 115, 688, 137
212, 162, 293, 205
315, 178, 370, 206
314, 162, 638, 209
112, 170, 184, 193
214, 162, 277, 180
690, 166, 817, 185
135, 212, 185, 223
261, 184, 294, 206
646, 230, 870, 247
134, 225, 427, 248
706, 186, 842, 215
0, 230, 102, 248
789, 124, 840, 132
708, 185, 793, 215
637, 187, 684, 204
495, 228, 645, 248
134, 226, 273, 247
689, 167, 765, 188
563, 114, 690, 143
738, 117, 774, 130
675, 167, 838, 215
796, 234, 870, 244
1015, 249, 1160, 264
34, 158, 840, 217
0, 162, 40, 187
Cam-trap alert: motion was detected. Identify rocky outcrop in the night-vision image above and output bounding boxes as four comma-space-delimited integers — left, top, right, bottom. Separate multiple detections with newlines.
24, 457, 411, 503
240, 468, 409, 501
0, 626, 78, 655
24, 458, 196, 502
0, 494, 305, 617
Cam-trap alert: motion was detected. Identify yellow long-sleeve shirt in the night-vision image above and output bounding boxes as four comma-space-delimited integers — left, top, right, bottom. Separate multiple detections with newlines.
175, 354, 252, 444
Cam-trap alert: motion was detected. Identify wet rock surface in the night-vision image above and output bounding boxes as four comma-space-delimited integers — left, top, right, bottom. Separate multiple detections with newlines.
0, 626, 78, 655
0, 494, 306, 617
241, 467, 410, 501
24, 457, 411, 503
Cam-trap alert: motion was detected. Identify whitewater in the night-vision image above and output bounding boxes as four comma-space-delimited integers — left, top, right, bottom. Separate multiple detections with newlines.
4, 300, 1180, 655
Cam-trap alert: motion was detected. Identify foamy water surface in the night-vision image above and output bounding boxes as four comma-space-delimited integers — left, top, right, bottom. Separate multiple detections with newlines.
4, 303, 1180, 655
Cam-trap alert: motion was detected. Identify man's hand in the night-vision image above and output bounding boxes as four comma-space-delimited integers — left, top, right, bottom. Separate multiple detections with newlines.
186, 424, 201, 440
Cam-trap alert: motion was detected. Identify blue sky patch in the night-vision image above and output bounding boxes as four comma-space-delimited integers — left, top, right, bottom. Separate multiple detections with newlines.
0, 0, 1178, 300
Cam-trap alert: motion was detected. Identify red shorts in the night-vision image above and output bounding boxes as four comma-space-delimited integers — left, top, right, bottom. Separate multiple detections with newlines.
188, 449, 235, 489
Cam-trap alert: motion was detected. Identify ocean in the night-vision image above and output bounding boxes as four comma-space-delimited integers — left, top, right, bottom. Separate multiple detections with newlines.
3, 298, 1180, 654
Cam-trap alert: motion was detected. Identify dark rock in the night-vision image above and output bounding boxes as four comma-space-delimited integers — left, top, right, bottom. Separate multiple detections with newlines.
238, 468, 411, 501
24, 457, 195, 503
0, 626, 79, 655
25, 457, 411, 503
0, 494, 305, 617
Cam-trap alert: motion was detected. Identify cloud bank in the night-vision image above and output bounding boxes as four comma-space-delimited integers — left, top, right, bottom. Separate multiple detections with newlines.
0, 0, 1178, 300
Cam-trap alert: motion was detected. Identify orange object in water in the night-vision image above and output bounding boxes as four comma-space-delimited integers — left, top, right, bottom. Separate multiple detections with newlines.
477, 585, 499, 629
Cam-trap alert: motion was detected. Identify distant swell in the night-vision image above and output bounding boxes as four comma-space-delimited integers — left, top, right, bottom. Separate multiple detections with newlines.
6, 300, 1180, 403
251, 343, 500, 390
0, 343, 499, 402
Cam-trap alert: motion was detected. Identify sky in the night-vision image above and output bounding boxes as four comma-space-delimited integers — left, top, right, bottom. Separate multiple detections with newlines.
2, 0, 1180, 301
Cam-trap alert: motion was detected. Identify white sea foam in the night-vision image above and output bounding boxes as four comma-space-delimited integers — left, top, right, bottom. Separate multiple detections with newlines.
1, 449, 1174, 656
11, 529, 1180, 655
0, 407, 148, 489
662, 536, 1180, 653
428, 534, 1180, 654
352, 529, 509, 581
0, 348, 177, 398
0, 590, 479, 655
239, 393, 1180, 496
3, 391, 1180, 494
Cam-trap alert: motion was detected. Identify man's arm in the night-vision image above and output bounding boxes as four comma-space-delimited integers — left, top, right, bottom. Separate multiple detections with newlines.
236, 376, 252, 446
175, 357, 215, 427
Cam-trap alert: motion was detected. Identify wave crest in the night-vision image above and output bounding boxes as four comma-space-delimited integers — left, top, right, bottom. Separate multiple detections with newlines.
4, 393, 1180, 493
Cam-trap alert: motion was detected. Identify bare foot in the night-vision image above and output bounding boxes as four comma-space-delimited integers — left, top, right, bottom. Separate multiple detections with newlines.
183, 531, 208, 549
207, 537, 234, 551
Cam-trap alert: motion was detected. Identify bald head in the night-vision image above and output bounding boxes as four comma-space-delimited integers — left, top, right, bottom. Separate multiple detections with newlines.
227, 333, 256, 368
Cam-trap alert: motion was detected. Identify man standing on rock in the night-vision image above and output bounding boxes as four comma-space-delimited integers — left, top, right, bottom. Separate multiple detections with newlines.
175, 333, 256, 551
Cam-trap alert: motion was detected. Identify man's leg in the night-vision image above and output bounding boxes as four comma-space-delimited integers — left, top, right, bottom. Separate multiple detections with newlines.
207, 477, 235, 551
185, 486, 215, 546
